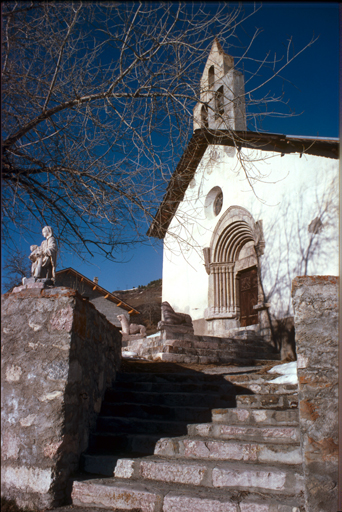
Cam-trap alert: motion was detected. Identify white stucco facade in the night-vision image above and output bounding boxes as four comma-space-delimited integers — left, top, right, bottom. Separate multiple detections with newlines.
162, 144, 338, 334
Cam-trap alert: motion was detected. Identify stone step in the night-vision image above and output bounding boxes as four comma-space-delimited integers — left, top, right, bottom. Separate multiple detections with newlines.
153, 436, 302, 465
236, 394, 298, 409
153, 353, 280, 365
72, 479, 164, 512
72, 478, 304, 512
114, 457, 304, 495
225, 372, 284, 383
212, 406, 299, 426
144, 337, 278, 351
104, 390, 235, 408
87, 432, 163, 456
115, 372, 236, 384
127, 334, 273, 348
100, 402, 213, 423
160, 345, 277, 359
161, 489, 303, 512
187, 422, 300, 443
96, 416, 189, 436
154, 338, 278, 352
233, 382, 298, 395
111, 380, 235, 394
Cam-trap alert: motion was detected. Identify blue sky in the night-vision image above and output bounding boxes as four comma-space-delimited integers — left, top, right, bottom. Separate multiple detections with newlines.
2, 3, 339, 293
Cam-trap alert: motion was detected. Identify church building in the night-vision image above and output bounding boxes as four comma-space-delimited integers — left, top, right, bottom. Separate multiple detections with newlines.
148, 39, 339, 337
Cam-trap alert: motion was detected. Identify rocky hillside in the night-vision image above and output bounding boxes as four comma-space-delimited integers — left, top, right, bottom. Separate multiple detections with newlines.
113, 279, 162, 335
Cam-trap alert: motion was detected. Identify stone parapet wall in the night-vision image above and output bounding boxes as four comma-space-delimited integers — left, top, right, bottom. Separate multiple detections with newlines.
292, 276, 338, 512
1, 287, 121, 509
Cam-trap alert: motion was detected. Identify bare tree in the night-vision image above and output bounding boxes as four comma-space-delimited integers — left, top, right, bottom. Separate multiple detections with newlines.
2, 2, 316, 261
257, 174, 338, 318
2, 248, 31, 292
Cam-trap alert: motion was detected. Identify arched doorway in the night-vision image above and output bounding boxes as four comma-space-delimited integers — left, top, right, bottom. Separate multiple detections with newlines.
204, 206, 265, 334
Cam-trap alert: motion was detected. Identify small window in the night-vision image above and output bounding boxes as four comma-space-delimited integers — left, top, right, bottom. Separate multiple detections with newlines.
208, 66, 215, 88
204, 187, 223, 220
215, 86, 224, 118
201, 105, 208, 128
213, 191, 223, 216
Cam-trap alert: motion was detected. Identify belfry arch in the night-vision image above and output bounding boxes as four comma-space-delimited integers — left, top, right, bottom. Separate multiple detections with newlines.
204, 206, 266, 335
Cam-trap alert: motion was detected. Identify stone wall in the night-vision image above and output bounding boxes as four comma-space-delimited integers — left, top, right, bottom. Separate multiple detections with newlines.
1, 286, 121, 509
292, 276, 338, 512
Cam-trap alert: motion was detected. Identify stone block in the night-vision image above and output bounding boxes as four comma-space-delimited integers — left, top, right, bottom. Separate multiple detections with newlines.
72, 480, 162, 512
212, 465, 303, 493
1, 287, 121, 509
140, 460, 207, 485
236, 394, 298, 409
212, 407, 299, 426
163, 493, 238, 512
182, 439, 259, 462
239, 501, 301, 512
156, 437, 301, 465
217, 425, 300, 442
114, 459, 136, 478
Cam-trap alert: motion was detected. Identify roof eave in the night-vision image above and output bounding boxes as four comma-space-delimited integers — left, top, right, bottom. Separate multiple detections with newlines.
147, 129, 339, 239
55, 268, 140, 315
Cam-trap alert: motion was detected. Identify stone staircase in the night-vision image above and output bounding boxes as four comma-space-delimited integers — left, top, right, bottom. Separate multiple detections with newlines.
80, 365, 237, 476
124, 329, 280, 365
72, 361, 304, 512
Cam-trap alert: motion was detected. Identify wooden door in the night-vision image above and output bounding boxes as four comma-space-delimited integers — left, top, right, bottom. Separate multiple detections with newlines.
239, 267, 258, 327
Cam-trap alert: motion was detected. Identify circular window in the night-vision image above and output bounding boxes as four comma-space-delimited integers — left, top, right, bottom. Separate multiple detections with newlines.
204, 187, 223, 219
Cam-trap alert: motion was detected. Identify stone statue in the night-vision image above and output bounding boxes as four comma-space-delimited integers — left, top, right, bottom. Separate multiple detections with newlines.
29, 245, 43, 277
29, 226, 57, 280
160, 302, 193, 327
117, 314, 147, 337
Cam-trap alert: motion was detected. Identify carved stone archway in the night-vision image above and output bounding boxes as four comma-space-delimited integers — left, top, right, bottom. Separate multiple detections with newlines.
204, 206, 266, 335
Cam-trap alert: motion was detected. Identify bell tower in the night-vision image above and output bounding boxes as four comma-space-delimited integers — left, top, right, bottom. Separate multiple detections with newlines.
193, 38, 246, 132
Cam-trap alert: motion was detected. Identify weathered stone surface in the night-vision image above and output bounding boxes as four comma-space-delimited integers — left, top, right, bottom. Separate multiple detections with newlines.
292, 276, 338, 512
154, 438, 302, 465
1, 287, 121, 509
218, 425, 299, 441
239, 501, 301, 512
236, 394, 298, 409
126, 330, 279, 364
212, 465, 303, 493
140, 460, 207, 485
114, 459, 136, 479
212, 407, 299, 426
163, 493, 238, 512
72, 480, 162, 512
188, 422, 300, 442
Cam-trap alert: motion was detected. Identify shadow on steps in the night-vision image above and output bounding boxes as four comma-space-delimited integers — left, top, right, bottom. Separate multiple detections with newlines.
79, 360, 254, 477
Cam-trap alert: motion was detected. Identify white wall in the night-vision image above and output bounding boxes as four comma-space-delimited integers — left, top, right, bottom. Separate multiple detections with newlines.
163, 144, 338, 321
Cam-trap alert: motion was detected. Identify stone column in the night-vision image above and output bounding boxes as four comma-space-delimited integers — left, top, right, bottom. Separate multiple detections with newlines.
292, 276, 338, 512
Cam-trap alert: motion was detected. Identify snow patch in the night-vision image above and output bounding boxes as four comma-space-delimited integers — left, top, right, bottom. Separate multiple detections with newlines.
122, 351, 138, 358
268, 361, 298, 385
147, 331, 161, 338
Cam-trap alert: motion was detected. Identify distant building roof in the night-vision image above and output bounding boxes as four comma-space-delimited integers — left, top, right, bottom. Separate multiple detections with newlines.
56, 267, 139, 315
147, 128, 339, 239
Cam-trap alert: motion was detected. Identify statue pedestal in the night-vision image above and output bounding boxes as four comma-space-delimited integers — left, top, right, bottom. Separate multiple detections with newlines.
121, 333, 146, 347
1, 286, 121, 509
13, 277, 54, 293
158, 322, 194, 340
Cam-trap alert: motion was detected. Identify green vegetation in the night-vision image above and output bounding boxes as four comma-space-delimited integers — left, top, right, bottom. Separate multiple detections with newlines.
138, 279, 162, 290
